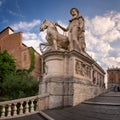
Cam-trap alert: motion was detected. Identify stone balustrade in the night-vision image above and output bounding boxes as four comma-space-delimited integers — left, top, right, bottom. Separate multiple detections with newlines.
0, 94, 49, 119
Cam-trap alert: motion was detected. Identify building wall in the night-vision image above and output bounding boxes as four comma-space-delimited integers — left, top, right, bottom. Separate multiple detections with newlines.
107, 68, 120, 84
0, 27, 41, 79
0, 27, 14, 39
0, 32, 23, 69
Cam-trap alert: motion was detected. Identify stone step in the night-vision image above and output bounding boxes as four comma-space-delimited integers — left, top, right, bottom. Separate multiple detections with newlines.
44, 91, 120, 120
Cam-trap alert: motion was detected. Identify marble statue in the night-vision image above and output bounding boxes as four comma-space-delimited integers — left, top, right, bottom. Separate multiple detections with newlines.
40, 20, 69, 53
55, 8, 86, 52
39, 8, 86, 53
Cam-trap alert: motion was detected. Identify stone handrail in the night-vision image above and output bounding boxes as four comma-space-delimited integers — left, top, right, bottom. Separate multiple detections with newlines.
0, 94, 49, 119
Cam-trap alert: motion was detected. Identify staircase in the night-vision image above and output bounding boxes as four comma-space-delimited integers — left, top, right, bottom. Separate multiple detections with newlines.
44, 91, 120, 120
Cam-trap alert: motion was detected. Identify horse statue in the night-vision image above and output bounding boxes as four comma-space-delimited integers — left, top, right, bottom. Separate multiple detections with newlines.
40, 20, 69, 53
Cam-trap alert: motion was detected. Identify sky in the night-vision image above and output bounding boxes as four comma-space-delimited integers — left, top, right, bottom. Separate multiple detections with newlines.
0, 0, 120, 72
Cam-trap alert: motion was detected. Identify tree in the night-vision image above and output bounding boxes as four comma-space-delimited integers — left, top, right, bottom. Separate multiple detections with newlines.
2, 70, 39, 100
0, 50, 16, 97
0, 50, 16, 81
0, 50, 39, 101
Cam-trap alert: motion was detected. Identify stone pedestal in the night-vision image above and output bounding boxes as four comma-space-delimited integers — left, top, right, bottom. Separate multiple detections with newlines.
39, 50, 105, 109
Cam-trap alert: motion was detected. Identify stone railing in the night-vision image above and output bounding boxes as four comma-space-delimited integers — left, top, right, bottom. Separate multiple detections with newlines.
0, 94, 49, 119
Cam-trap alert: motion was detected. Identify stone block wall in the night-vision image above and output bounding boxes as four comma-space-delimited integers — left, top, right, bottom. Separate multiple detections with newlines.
40, 50, 106, 109
73, 80, 106, 106
0, 27, 41, 79
39, 78, 73, 109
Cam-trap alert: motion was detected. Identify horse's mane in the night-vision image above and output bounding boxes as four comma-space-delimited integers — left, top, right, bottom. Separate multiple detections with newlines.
43, 19, 57, 31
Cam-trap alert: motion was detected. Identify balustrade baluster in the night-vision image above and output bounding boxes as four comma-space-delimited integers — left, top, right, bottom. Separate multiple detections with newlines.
14, 103, 17, 116
0, 95, 49, 119
7, 104, 11, 117
30, 100, 34, 112
1, 105, 5, 118
25, 101, 29, 114
20, 102, 23, 115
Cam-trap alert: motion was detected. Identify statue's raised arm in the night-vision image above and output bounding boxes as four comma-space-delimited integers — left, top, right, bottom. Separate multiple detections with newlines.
55, 23, 69, 32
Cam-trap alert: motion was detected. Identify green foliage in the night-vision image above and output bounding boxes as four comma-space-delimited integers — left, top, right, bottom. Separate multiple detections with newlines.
0, 50, 16, 81
0, 50, 16, 97
1, 70, 39, 101
28, 48, 35, 73
0, 50, 39, 101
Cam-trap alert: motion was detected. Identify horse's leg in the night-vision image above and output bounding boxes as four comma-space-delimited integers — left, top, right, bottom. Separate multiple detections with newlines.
40, 43, 45, 53
39, 42, 50, 53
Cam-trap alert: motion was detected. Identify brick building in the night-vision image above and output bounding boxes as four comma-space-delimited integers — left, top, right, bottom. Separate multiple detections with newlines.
107, 68, 120, 85
0, 26, 41, 79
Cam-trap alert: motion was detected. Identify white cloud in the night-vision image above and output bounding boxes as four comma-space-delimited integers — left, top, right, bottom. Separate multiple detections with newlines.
103, 57, 120, 68
11, 19, 41, 31
85, 11, 120, 69
22, 32, 42, 54
38, 14, 120, 69
11, 11, 120, 69
116, 57, 120, 63
23, 40, 40, 54
97, 42, 113, 55
23, 32, 38, 40
91, 16, 115, 35
101, 29, 120, 42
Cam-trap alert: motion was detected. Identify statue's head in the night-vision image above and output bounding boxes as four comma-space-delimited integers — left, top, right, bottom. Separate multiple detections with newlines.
70, 8, 79, 15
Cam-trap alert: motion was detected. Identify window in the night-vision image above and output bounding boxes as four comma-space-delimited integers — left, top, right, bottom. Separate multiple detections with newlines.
23, 53, 27, 61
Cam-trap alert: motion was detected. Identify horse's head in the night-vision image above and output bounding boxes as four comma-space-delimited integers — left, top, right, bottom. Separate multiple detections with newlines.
40, 20, 57, 32
40, 20, 48, 31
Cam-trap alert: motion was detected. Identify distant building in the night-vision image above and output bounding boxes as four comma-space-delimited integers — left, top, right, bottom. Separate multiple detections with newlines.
107, 68, 120, 85
0, 26, 41, 79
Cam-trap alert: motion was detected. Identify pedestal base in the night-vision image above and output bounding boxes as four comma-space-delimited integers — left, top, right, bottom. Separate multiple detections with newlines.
39, 50, 105, 108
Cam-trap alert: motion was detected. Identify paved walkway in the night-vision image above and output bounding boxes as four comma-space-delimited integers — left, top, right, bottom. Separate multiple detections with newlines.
84, 91, 120, 105
7, 113, 47, 120
44, 92, 120, 120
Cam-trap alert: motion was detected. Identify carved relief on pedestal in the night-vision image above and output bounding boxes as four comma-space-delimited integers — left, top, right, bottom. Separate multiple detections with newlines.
75, 60, 91, 78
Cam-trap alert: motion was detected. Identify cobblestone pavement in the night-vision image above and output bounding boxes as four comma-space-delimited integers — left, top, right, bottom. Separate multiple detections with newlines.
44, 92, 120, 120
